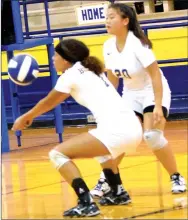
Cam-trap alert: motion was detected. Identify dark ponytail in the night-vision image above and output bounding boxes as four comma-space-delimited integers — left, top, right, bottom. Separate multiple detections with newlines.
55, 39, 104, 76
82, 56, 104, 76
109, 3, 152, 48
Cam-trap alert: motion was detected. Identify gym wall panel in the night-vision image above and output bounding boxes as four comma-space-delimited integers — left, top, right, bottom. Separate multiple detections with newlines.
2, 27, 187, 79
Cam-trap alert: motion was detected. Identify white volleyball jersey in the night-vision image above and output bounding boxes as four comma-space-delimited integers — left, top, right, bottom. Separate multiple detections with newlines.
103, 31, 170, 93
54, 62, 136, 126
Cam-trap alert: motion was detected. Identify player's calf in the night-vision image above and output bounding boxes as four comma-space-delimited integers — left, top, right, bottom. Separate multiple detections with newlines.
143, 130, 187, 194
49, 150, 101, 217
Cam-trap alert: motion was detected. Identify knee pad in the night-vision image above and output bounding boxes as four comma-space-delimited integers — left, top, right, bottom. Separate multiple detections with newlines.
143, 129, 168, 151
95, 155, 112, 164
49, 149, 70, 170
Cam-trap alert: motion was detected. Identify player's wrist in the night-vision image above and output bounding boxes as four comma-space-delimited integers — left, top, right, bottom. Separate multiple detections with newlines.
26, 111, 35, 119
155, 103, 162, 108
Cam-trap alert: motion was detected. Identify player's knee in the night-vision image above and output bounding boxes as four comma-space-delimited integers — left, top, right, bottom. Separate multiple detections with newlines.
143, 129, 168, 151
49, 149, 70, 170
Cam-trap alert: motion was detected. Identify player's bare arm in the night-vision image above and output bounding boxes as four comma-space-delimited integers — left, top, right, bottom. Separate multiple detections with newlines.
146, 61, 163, 107
26, 89, 69, 119
12, 90, 69, 131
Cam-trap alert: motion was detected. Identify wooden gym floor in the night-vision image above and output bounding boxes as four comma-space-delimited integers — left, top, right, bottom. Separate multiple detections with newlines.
2, 120, 188, 219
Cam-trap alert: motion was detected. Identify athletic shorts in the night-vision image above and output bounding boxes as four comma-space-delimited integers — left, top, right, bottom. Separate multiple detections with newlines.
88, 116, 142, 159
122, 86, 171, 121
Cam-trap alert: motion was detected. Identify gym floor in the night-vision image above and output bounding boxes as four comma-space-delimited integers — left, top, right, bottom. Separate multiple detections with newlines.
2, 120, 187, 219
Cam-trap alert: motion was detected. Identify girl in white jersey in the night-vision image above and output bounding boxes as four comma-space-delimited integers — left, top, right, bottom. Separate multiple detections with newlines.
12, 39, 142, 217
91, 3, 186, 198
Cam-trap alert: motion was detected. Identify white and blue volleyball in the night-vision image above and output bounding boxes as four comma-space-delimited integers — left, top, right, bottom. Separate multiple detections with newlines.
8, 54, 39, 86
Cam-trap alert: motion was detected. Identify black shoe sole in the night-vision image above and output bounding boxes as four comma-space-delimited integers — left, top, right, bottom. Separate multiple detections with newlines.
63, 210, 101, 218
172, 189, 187, 194
100, 198, 132, 206
86, 210, 101, 217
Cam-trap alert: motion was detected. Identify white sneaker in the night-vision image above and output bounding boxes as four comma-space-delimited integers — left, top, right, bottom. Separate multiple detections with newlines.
90, 178, 111, 198
171, 173, 187, 194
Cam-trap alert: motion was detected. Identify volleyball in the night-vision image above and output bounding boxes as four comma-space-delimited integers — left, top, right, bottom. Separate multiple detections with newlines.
8, 54, 39, 86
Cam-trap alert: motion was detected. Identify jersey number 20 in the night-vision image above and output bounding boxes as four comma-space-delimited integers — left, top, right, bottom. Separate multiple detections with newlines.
114, 69, 131, 79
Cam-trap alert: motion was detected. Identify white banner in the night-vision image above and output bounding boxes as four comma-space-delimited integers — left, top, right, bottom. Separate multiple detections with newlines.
75, 3, 108, 26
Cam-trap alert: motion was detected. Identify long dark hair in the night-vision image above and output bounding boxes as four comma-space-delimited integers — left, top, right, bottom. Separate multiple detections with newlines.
109, 3, 152, 48
55, 39, 104, 75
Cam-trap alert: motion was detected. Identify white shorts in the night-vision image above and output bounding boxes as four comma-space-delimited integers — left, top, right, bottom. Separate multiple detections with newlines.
122, 86, 171, 117
88, 117, 142, 159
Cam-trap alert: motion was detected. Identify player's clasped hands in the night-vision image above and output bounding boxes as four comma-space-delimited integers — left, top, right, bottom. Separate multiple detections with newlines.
12, 114, 33, 131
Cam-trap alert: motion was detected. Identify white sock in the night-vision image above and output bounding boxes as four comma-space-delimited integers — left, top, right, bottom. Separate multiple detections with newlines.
116, 184, 125, 195
100, 171, 106, 180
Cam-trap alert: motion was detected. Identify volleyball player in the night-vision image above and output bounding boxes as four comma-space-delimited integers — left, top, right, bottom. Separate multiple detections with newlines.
91, 3, 186, 199
12, 39, 142, 217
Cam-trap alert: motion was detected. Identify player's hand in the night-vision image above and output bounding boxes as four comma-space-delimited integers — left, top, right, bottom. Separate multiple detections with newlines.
153, 106, 163, 125
12, 113, 33, 131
